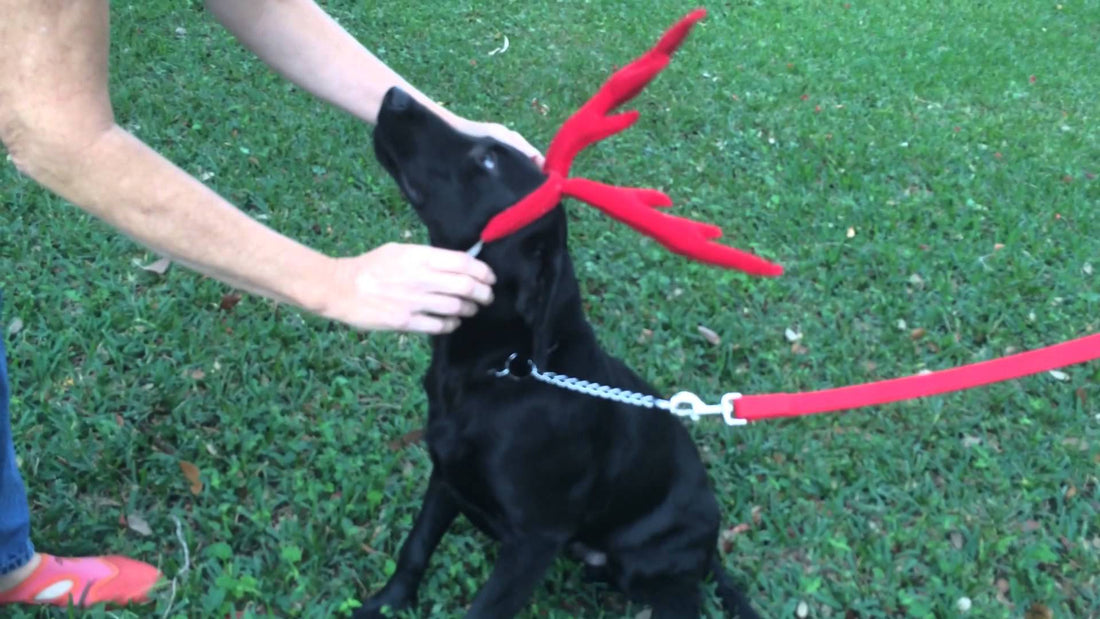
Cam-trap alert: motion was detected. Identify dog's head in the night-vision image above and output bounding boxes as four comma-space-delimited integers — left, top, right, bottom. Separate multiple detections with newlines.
373, 87, 573, 359
373, 87, 553, 249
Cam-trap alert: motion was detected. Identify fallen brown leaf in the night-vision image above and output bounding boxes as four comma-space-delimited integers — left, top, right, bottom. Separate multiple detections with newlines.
909, 328, 926, 340
179, 460, 203, 495
1024, 602, 1053, 619
219, 293, 242, 312
1021, 519, 1041, 533
719, 523, 751, 553
387, 429, 425, 451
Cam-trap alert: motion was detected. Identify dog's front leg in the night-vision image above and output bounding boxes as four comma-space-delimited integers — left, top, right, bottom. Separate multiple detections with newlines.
463, 535, 561, 619
355, 473, 459, 618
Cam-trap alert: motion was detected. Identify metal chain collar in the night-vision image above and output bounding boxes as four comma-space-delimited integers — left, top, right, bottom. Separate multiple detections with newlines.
493, 353, 746, 426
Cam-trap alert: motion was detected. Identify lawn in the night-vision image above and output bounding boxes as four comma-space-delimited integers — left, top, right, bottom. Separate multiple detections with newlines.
1, 0, 1097, 617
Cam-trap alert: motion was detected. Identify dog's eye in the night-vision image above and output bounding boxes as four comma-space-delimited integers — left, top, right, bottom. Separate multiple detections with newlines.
478, 150, 498, 171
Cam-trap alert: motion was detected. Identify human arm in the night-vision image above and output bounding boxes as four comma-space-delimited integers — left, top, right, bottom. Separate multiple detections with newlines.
0, 0, 493, 334
203, 0, 544, 163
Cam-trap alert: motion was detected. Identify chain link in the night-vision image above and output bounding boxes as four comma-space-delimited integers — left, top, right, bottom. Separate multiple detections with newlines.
492, 353, 746, 426
528, 367, 672, 410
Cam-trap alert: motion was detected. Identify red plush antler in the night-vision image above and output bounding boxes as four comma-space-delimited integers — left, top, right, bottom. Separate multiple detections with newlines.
479, 8, 783, 277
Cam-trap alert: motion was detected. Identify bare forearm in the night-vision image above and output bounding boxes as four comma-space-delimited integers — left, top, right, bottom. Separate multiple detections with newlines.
205, 0, 458, 126
23, 124, 333, 311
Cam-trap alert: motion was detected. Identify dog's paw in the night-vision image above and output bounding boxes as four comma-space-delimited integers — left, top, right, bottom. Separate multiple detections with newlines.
351, 591, 415, 619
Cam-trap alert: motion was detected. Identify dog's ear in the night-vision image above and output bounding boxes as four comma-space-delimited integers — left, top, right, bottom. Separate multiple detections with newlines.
513, 224, 567, 368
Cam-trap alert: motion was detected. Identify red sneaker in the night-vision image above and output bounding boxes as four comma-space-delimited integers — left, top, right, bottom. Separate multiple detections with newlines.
0, 554, 162, 608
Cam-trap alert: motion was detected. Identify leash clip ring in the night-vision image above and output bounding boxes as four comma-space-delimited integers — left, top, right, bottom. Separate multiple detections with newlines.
494, 353, 535, 380
668, 391, 746, 426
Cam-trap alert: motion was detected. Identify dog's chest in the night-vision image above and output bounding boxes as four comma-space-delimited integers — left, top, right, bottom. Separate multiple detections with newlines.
424, 394, 606, 537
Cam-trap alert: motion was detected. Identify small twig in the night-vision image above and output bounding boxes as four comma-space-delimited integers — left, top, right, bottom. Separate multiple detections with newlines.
162, 515, 192, 619
488, 34, 510, 56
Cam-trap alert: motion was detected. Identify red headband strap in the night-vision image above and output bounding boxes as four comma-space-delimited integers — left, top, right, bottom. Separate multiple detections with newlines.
479, 8, 783, 277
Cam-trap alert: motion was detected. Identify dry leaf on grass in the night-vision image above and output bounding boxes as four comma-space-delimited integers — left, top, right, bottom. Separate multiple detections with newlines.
1024, 603, 1053, 619
697, 325, 721, 346
219, 293, 242, 312
179, 460, 203, 495
137, 257, 172, 275
719, 523, 751, 553
950, 531, 964, 549
6, 318, 23, 336
126, 512, 153, 537
387, 429, 425, 451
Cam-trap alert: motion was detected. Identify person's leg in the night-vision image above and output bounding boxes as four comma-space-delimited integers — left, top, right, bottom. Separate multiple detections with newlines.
0, 295, 36, 585
0, 293, 162, 607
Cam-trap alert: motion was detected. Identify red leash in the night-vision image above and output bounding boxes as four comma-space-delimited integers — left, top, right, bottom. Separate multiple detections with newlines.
483, 9, 1099, 422
734, 333, 1100, 421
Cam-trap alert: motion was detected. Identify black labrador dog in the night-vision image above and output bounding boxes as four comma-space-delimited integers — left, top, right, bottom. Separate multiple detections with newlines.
356, 86, 759, 619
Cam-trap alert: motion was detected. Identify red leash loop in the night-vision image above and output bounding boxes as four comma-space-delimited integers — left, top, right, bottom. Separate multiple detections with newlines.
734, 333, 1100, 421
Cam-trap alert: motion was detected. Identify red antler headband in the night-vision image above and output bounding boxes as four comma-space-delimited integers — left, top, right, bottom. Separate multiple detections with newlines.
478, 8, 783, 277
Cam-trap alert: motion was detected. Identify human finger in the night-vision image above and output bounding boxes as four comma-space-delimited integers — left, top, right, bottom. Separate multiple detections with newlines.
416, 271, 494, 306
403, 313, 462, 335
417, 292, 481, 318
423, 247, 496, 284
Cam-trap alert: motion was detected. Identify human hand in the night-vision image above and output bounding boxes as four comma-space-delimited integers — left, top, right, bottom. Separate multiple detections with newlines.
453, 117, 545, 167
321, 243, 496, 334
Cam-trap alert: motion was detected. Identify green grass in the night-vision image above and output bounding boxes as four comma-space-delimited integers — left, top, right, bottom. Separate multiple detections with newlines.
2, 1, 1098, 617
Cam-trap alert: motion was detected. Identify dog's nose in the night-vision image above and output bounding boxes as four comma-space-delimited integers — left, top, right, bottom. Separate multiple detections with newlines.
386, 88, 413, 113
